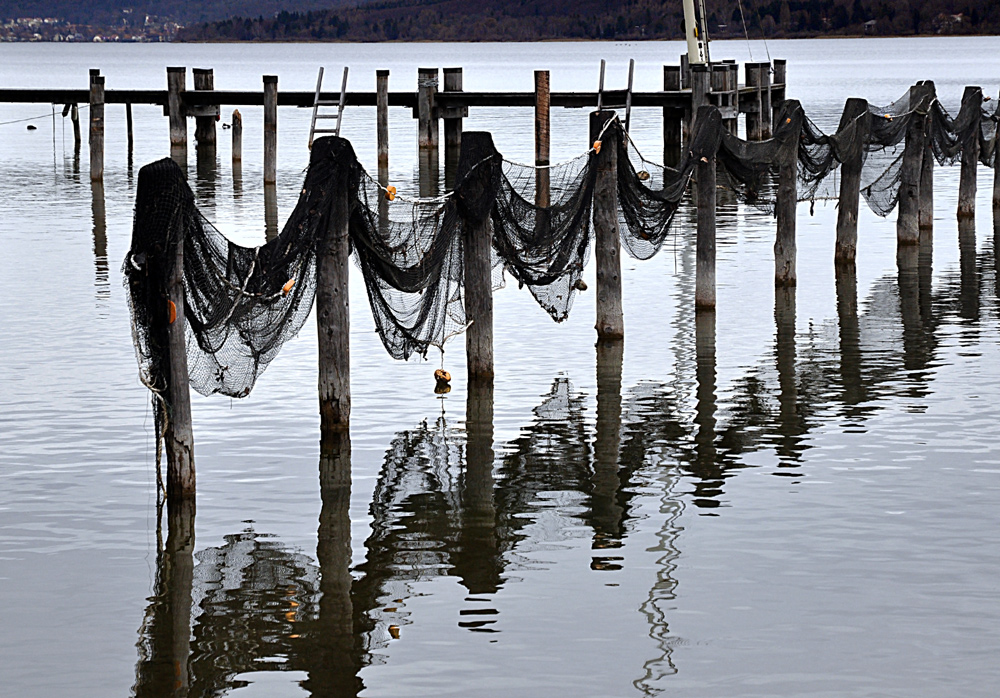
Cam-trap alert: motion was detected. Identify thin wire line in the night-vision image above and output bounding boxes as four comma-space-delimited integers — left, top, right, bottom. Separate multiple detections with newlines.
737, 0, 754, 61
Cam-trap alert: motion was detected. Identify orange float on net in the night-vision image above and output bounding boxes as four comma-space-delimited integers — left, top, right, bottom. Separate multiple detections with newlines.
282, 278, 296, 296
593, 140, 602, 154
167, 299, 177, 324
386, 185, 397, 202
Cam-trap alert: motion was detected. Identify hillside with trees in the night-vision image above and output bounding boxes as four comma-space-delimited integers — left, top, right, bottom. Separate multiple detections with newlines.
177, 0, 1000, 42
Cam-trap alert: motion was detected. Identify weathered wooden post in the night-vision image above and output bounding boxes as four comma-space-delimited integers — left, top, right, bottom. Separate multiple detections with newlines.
442, 67, 465, 189
771, 58, 787, 117
994, 89, 1000, 226
691, 64, 711, 123
746, 62, 762, 141
192, 68, 217, 148
726, 61, 739, 134
126, 102, 134, 155
680, 53, 691, 89
897, 83, 931, 246
958, 85, 982, 220
417, 67, 439, 149
264, 184, 278, 242
760, 62, 773, 138
774, 101, 802, 286
316, 138, 354, 433
442, 67, 463, 150
166, 67, 187, 163
534, 70, 551, 209
918, 80, 935, 235
88, 72, 104, 181
231, 109, 242, 163
663, 65, 682, 166
70, 103, 81, 152
590, 110, 624, 339
835, 98, 869, 265
376, 69, 389, 171
457, 132, 498, 380
695, 105, 720, 310
263, 75, 277, 185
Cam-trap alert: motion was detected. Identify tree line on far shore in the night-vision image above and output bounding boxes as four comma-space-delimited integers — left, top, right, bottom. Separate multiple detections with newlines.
177, 0, 1000, 42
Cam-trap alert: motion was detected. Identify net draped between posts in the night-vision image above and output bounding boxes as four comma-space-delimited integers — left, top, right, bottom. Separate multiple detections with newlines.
126, 86, 999, 406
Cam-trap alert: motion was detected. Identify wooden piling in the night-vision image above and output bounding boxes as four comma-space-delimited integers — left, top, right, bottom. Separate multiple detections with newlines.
774, 103, 800, 286
995, 88, 1000, 222
126, 102, 134, 154
263, 75, 277, 185
164, 205, 195, 499
192, 68, 216, 147
680, 53, 691, 89
376, 69, 389, 169
772, 59, 787, 116
897, 83, 930, 246
957, 85, 982, 220
534, 70, 551, 209
834, 97, 869, 265
663, 65, 682, 166
231, 109, 242, 163
70, 102, 81, 152
166, 67, 187, 151
316, 139, 353, 433
590, 110, 624, 340
917, 80, 935, 234
417, 67, 439, 149
691, 64, 711, 124
458, 132, 497, 380
89, 73, 104, 181
760, 63, 773, 138
746, 63, 762, 141
443, 67, 463, 152
695, 105, 717, 310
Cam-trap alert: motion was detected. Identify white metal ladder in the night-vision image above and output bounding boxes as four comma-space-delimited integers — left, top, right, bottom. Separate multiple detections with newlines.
308, 66, 349, 149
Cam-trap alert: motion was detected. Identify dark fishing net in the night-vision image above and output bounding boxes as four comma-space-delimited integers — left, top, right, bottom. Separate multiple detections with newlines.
616, 111, 719, 260
492, 150, 595, 321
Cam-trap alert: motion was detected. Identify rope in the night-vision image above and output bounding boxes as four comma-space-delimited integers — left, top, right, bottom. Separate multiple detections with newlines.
736, 0, 754, 61
748, 0, 772, 65
0, 103, 88, 127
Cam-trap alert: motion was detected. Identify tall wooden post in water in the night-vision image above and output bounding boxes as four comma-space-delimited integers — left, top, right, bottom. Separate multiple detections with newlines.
192, 68, 217, 147
458, 132, 498, 380
918, 80, 935, 236
165, 200, 195, 498
835, 98, 869, 265
534, 70, 551, 210
957, 85, 982, 220
376, 70, 389, 171
695, 105, 719, 310
590, 110, 624, 340
317, 138, 353, 433
263, 75, 278, 185
774, 101, 801, 286
897, 83, 931, 246
166, 67, 187, 167
88, 71, 104, 181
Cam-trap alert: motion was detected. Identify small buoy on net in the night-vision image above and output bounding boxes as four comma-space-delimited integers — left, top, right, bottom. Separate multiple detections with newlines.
26, 124, 37, 131
592, 140, 602, 154
699, 156, 709, 163
282, 278, 296, 296
167, 299, 177, 324
884, 114, 893, 121
637, 170, 650, 181
386, 185, 397, 202
434, 368, 451, 394
785, 117, 792, 124
573, 278, 588, 291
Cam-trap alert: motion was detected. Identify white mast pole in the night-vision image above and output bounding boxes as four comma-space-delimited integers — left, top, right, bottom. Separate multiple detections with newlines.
683, 0, 709, 65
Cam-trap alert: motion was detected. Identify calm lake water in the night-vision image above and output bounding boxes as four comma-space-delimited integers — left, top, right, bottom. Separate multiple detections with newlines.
1, 37, 999, 697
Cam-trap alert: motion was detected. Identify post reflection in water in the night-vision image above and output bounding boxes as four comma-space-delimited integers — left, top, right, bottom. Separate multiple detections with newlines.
305, 430, 363, 696
958, 218, 979, 322
133, 500, 195, 698
194, 143, 218, 211
90, 178, 109, 301
456, 378, 500, 599
774, 286, 805, 464
836, 264, 864, 408
232, 159, 243, 200
592, 339, 625, 558
693, 312, 717, 475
